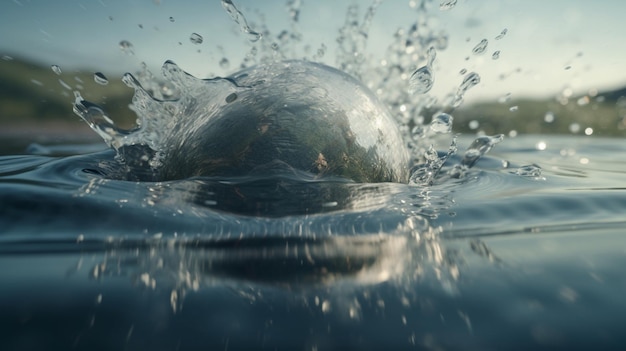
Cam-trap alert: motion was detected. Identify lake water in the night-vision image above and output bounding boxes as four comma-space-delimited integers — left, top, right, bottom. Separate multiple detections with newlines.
2, 1, 626, 350
1, 133, 626, 350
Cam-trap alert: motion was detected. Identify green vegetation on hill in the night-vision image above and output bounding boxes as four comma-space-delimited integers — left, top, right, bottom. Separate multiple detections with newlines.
454, 95, 625, 137
1, 56, 625, 137
0, 57, 136, 128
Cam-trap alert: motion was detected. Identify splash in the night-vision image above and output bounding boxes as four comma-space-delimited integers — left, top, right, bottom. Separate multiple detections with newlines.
73, 0, 501, 188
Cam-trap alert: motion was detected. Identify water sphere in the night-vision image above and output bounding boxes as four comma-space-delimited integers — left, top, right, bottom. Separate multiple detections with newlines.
158, 60, 410, 183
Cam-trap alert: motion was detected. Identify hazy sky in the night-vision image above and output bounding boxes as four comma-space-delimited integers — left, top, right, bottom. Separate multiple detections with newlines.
1, 0, 625, 103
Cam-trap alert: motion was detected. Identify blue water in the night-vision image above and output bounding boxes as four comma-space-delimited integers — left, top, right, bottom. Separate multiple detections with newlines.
1, 134, 626, 350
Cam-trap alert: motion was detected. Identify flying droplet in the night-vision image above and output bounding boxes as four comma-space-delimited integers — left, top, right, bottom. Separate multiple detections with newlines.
119, 40, 134, 55
409, 47, 436, 94
439, 0, 457, 11
472, 39, 488, 55
190, 33, 203, 45
492, 50, 500, 60
429, 113, 453, 134
221, 0, 262, 42
544, 112, 555, 123
94, 72, 109, 85
408, 66, 433, 94
495, 28, 508, 40
169, 16, 175, 22
219, 57, 230, 69
509, 105, 519, 112
460, 134, 504, 168
460, 72, 480, 92
51, 65, 62, 75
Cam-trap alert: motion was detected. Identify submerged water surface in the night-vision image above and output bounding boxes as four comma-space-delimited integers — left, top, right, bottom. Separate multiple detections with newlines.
1, 134, 626, 350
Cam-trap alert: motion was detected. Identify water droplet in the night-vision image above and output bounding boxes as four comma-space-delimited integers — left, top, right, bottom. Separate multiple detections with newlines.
138, 24, 143, 29
271, 42, 279, 51
119, 40, 134, 55
514, 164, 544, 179
544, 111, 555, 123
409, 47, 436, 94
439, 0, 457, 11
221, 0, 262, 42
509, 105, 518, 112
225, 92, 237, 103
51, 65, 62, 75
460, 72, 480, 91
169, 16, 175, 22
190, 32, 203, 45
219, 57, 230, 69
498, 92, 512, 103
429, 113, 453, 134
408, 66, 433, 94
534, 141, 547, 151
584, 127, 593, 135
564, 65, 572, 70
569, 123, 581, 134
495, 28, 508, 40
459, 68, 467, 75
316, 43, 326, 58
492, 50, 500, 60
459, 134, 504, 168
468, 120, 479, 130
472, 39, 488, 55
94, 72, 109, 85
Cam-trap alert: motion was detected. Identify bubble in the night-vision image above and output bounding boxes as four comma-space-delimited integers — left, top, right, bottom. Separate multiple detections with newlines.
189, 33, 203, 45
221, 0, 262, 42
472, 39, 488, 55
439, 0, 457, 11
119, 40, 134, 55
491, 50, 500, 60
51, 65, 62, 75
94, 72, 109, 85
495, 28, 508, 40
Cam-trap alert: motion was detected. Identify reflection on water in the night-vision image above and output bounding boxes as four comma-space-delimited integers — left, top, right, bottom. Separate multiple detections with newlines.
2, 0, 626, 350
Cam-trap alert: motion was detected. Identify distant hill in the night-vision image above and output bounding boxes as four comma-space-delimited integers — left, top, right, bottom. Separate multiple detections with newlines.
0, 56, 136, 128
1, 56, 625, 137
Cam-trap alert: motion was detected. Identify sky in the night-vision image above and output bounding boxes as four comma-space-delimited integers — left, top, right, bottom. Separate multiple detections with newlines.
1, 0, 625, 103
